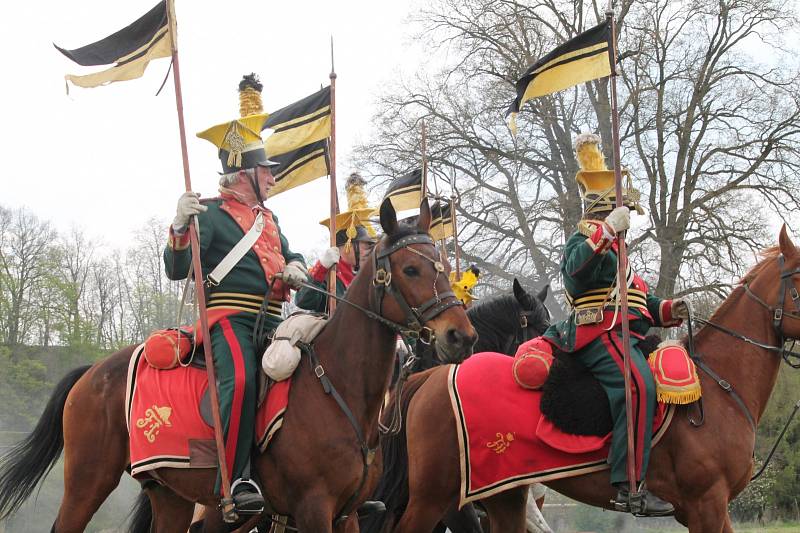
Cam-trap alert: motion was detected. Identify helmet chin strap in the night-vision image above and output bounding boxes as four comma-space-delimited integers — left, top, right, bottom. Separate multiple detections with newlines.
352, 241, 361, 273
247, 171, 265, 207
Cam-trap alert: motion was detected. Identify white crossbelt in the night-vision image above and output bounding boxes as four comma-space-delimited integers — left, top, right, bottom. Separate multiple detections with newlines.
206, 211, 265, 286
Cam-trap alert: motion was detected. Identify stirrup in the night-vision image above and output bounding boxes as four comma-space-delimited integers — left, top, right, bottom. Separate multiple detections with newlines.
611, 486, 674, 517
231, 478, 265, 515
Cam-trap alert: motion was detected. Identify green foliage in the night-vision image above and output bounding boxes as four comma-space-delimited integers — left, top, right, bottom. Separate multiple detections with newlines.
0, 346, 50, 431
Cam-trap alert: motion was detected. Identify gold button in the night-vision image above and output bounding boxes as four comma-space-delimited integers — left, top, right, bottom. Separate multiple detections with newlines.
262, 258, 268, 263
236, 216, 242, 221
273, 246, 279, 251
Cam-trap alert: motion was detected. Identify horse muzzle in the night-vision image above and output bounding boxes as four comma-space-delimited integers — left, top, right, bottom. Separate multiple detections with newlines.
434, 327, 477, 363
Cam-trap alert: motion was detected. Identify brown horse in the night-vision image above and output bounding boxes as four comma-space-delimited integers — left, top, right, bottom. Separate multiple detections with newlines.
382, 227, 800, 533
0, 198, 477, 533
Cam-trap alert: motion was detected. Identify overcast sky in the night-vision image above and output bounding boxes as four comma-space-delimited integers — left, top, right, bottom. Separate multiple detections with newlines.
1, 0, 423, 256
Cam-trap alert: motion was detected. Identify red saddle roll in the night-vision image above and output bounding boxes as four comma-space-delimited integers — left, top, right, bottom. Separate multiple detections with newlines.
143, 328, 195, 370
512, 337, 554, 390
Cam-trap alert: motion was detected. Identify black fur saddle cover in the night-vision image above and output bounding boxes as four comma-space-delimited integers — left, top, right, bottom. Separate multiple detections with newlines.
539, 335, 662, 437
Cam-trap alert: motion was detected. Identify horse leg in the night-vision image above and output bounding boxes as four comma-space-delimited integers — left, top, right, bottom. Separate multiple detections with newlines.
292, 495, 335, 533
146, 483, 195, 533
481, 487, 528, 533
684, 489, 731, 533
53, 376, 128, 532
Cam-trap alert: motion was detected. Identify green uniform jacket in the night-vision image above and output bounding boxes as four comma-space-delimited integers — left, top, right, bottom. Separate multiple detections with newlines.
543, 220, 679, 353
164, 197, 304, 297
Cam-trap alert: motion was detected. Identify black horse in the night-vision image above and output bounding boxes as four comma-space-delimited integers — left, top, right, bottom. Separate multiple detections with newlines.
361, 278, 552, 533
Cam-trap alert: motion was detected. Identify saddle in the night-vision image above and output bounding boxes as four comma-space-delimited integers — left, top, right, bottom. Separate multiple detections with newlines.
522, 335, 700, 437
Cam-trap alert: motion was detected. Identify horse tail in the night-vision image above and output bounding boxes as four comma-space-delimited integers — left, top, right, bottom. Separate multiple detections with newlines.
360, 368, 437, 533
0, 364, 91, 519
126, 490, 152, 533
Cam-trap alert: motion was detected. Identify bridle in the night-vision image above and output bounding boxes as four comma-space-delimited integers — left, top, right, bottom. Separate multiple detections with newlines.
692, 254, 800, 368
684, 253, 800, 482
369, 233, 463, 344
501, 306, 547, 356
291, 231, 464, 526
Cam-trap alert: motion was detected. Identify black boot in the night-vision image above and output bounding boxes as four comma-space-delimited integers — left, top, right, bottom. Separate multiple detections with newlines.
231, 478, 265, 515
613, 485, 674, 516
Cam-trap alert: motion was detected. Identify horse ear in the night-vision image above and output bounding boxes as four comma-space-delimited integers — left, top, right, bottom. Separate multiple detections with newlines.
417, 198, 432, 232
536, 284, 550, 303
380, 198, 399, 236
513, 278, 527, 303
779, 224, 798, 258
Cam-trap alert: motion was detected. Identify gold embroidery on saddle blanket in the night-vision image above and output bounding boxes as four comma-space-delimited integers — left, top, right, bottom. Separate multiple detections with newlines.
487, 432, 515, 454
135, 405, 173, 443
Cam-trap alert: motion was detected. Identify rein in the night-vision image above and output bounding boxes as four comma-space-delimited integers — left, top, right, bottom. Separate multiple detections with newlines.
684, 253, 800, 481
294, 232, 461, 525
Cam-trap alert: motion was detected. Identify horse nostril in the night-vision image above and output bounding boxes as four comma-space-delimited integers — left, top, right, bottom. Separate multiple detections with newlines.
446, 329, 477, 348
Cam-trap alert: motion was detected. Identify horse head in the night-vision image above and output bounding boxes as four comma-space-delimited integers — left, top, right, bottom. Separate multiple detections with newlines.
512, 278, 552, 340
375, 197, 477, 361
744, 225, 800, 343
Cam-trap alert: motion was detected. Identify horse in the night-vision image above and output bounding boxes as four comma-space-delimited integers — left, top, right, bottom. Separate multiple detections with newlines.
0, 198, 477, 533
411, 279, 551, 373
361, 279, 553, 533
381, 226, 800, 533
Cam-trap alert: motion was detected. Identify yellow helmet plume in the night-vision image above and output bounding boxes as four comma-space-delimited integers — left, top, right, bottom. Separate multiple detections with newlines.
450, 265, 481, 305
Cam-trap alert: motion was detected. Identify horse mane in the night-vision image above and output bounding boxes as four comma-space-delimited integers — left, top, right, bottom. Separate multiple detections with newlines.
467, 294, 522, 335
696, 246, 781, 338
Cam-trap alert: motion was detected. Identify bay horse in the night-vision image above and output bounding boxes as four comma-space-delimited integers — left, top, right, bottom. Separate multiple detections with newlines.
0, 198, 477, 533
362, 279, 552, 533
383, 226, 800, 533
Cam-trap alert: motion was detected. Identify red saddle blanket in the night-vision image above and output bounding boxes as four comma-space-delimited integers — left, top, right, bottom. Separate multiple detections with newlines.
126, 346, 290, 478
448, 352, 674, 507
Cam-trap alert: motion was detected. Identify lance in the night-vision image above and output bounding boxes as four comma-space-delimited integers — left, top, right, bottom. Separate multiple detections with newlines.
450, 193, 461, 277
606, 5, 638, 497
328, 36, 339, 314
421, 119, 428, 198
166, 0, 237, 521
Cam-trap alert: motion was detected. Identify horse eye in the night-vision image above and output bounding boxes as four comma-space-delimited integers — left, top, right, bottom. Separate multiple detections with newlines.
403, 266, 420, 277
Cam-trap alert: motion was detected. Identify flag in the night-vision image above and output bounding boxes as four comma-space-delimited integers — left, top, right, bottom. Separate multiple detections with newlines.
54, 1, 171, 90
264, 86, 331, 158
267, 140, 329, 198
429, 201, 454, 241
507, 20, 612, 129
384, 169, 423, 212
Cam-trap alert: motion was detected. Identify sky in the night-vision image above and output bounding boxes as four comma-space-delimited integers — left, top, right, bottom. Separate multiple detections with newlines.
0, 0, 422, 256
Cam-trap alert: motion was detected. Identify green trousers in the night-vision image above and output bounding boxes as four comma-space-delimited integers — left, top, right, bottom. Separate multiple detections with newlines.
209, 312, 281, 490
575, 331, 656, 485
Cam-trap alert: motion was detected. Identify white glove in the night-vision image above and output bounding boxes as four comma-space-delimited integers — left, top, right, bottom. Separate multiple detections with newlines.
320, 247, 341, 269
276, 261, 308, 289
671, 298, 691, 320
172, 192, 207, 232
605, 206, 631, 234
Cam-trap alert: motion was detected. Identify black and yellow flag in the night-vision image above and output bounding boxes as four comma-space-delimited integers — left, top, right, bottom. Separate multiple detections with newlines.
263, 86, 331, 158
429, 201, 454, 241
54, 1, 171, 90
384, 169, 423, 212
267, 140, 329, 198
507, 20, 612, 127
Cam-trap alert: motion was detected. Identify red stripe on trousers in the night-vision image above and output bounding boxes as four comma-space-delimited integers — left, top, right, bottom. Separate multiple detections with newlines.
602, 332, 647, 481
219, 317, 247, 481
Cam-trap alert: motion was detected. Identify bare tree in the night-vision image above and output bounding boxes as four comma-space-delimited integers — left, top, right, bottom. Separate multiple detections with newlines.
354, 0, 800, 302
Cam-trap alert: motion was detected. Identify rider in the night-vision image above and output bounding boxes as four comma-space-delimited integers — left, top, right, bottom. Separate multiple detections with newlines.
295, 172, 377, 313
164, 104, 307, 512
541, 133, 689, 515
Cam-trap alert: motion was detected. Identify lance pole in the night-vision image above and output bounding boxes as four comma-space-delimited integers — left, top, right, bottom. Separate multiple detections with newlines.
166, 0, 237, 522
328, 36, 338, 314
450, 193, 461, 277
421, 119, 428, 198
606, 6, 638, 498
